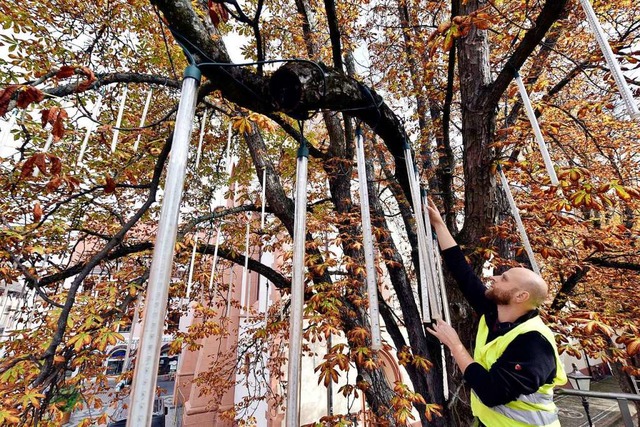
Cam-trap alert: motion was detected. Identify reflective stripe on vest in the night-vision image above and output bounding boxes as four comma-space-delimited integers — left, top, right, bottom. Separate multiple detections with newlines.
470, 315, 567, 427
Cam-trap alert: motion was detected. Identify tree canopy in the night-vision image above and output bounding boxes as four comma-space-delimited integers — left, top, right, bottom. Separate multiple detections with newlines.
0, 0, 639, 425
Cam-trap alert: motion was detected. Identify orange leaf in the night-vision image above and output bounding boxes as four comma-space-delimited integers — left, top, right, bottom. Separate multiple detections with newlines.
16, 86, 44, 109
208, 0, 229, 28
56, 66, 76, 79
33, 203, 43, 222
0, 84, 20, 116
104, 176, 116, 194
49, 155, 62, 176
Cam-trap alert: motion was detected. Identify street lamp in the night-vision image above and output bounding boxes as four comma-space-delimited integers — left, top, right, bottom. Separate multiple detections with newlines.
568, 366, 593, 427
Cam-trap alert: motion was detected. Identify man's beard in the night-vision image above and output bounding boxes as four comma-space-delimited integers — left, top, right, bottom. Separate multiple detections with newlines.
486, 287, 517, 305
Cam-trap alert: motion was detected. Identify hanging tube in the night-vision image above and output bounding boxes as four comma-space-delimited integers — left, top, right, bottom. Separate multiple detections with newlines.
514, 73, 559, 185
184, 235, 199, 310
403, 142, 431, 323
240, 220, 251, 315
579, 0, 639, 119
209, 225, 221, 292
421, 189, 444, 321
285, 142, 309, 427
134, 89, 154, 152
77, 95, 103, 164
498, 167, 540, 275
111, 86, 128, 153
355, 128, 382, 351
195, 109, 207, 169
261, 167, 267, 229
0, 111, 17, 149
127, 65, 201, 427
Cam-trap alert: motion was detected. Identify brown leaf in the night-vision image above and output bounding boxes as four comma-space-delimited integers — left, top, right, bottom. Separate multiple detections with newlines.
20, 156, 38, 179
56, 66, 76, 79
51, 109, 68, 141
0, 84, 20, 116
49, 155, 62, 176
76, 67, 97, 92
208, 0, 229, 28
33, 203, 43, 222
104, 175, 116, 194
34, 153, 47, 175
16, 86, 45, 109
45, 176, 63, 192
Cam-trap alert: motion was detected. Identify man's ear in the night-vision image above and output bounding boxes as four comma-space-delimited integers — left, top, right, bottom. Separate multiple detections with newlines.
515, 290, 530, 304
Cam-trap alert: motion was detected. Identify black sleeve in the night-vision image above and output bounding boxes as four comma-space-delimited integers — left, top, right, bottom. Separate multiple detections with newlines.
463, 331, 557, 407
441, 245, 494, 315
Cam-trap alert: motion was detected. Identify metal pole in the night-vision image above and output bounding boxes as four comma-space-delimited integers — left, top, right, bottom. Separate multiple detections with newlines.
420, 189, 443, 321
285, 141, 309, 427
498, 166, 540, 274
127, 65, 201, 427
122, 298, 141, 373
403, 142, 431, 323
134, 89, 153, 152
514, 72, 559, 185
195, 108, 207, 169
111, 85, 128, 153
77, 95, 103, 164
579, 0, 639, 119
355, 127, 382, 351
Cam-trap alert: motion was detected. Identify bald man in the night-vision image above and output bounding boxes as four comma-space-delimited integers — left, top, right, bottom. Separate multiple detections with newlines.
426, 200, 566, 427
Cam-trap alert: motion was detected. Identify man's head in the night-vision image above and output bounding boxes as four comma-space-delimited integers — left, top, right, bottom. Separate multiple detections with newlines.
486, 267, 548, 309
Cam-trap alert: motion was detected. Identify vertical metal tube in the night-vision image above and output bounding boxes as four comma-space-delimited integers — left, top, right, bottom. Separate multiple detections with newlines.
285, 143, 308, 427
111, 86, 128, 153
184, 235, 198, 309
77, 95, 103, 164
403, 144, 431, 323
579, 0, 639, 119
421, 190, 443, 321
240, 220, 251, 314
498, 167, 540, 274
261, 167, 267, 229
127, 65, 201, 427
123, 298, 141, 373
134, 89, 153, 152
355, 129, 382, 350
514, 73, 559, 185
209, 225, 221, 292
195, 108, 207, 169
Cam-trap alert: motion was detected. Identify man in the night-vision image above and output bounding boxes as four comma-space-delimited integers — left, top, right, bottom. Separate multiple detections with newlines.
425, 200, 567, 427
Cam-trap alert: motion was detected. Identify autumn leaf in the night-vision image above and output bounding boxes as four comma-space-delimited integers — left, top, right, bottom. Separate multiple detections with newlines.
208, 0, 230, 28
0, 84, 20, 116
16, 86, 44, 109
104, 176, 116, 194
49, 155, 62, 176
33, 203, 43, 222
41, 106, 68, 141
0, 408, 21, 424
56, 66, 76, 79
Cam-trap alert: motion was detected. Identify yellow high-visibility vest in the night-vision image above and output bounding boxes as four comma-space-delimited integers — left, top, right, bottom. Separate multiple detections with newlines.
470, 315, 567, 427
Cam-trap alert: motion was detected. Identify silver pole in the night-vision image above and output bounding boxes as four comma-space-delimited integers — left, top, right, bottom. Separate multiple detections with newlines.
403, 143, 431, 323
123, 298, 141, 373
285, 142, 308, 427
579, 0, 639, 119
209, 225, 221, 292
355, 128, 382, 350
420, 189, 443, 321
127, 65, 201, 427
111, 85, 128, 153
514, 72, 559, 185
498, 167, 540, 274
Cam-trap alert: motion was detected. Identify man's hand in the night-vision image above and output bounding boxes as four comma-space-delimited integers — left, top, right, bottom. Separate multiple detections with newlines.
426, 318, 462, 349
425, 198, 457, 250
426, 319, 475, 373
